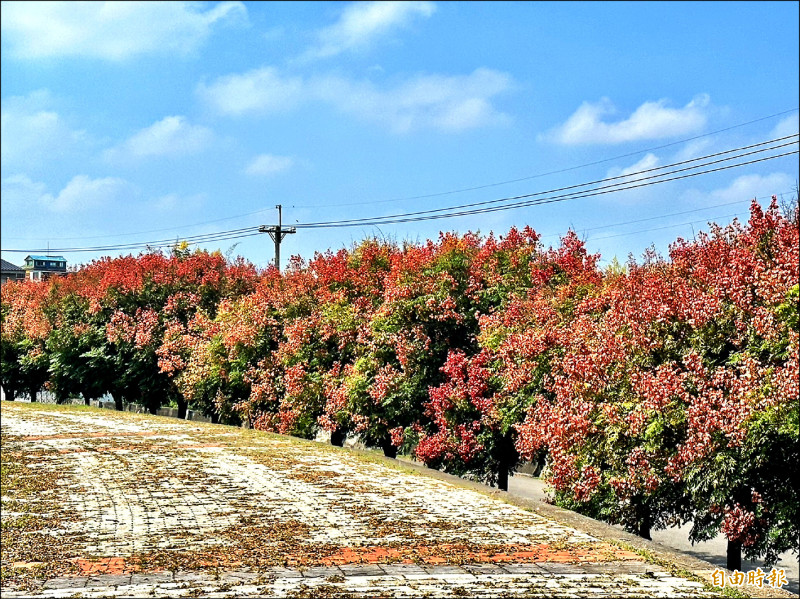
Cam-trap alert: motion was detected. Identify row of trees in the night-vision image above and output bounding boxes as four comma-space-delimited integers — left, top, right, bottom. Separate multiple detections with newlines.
2, 199, 797, 570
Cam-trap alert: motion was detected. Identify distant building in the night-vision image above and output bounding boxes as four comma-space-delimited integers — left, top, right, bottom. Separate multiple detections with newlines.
1, 258, 26, 285
21, 255, 67, 281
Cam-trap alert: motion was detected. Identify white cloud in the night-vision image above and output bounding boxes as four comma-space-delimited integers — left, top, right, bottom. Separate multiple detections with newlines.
606, 153, 660, 183
245, 154, 294, 176
1, 174, 51, 207
0, 1, 247, 61
1, 90, 88, 170
596, 153, 662, 205
314, 68, 513, 133
693, 172, 796, 205
201, 65, 513, 133
150, 192, 206, 213
106, 116, 213, 161
197, 67, 305, 116
671, 138, 713, 162
48, 175, 131, 212
1, 173, 131, 213
546, 95, 711, 145
303, 1, 435, 60
770, 113, 799, 139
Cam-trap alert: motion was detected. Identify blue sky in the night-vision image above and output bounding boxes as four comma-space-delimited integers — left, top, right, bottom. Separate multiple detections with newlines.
2, 1, 798, 270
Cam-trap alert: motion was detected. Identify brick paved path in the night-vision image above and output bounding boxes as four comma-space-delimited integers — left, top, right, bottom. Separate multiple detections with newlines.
0, 402, 728, 598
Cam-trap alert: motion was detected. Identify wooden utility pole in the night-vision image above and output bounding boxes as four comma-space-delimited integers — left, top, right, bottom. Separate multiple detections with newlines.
259, 205, 296, 272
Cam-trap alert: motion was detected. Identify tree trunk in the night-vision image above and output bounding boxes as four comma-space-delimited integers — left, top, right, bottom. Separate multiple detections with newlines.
636, 519, 653, 541
112, 392, 124, 411
727, 539, 742, 572
381, 438, 398, 459
29, 388, 38, 403
496, 434, 518, 492
330, 427, 346, 447
637, 522, 652, 540
636, 505, 653, 541
177, 398, 187, 420
4, 387, 16, 401
498, 466, 509, 491
84, 396, 91, 406
144, 393, 162, 415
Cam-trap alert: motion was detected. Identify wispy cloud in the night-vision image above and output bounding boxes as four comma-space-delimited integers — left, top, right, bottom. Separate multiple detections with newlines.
200, 66, 513, 133
1, 174, 50, 209
244, 154, 295, 176
150, 192, 206, 213
2, 173, 131, 213
606, 153, 660, 182
106, 116, 213, 161
596, 153, 662, 204
545, 95, 711, 145
197, 67, 305, 116
671, 138, 714, 162
770, 112, 799, 138
314, 68, 512, 133
301, 1, 436, 61
0, 90, 89, 170
0, 1, 247, 61
685, 172, 797, 206
50, 175, 131, 212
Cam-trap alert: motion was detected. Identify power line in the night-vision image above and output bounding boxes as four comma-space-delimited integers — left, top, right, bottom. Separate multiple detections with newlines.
355, 149, 796, 227
290, 108, 799, 209
588, 211, 749, 242
2, 135, 796, 254
293, 138, 798, 228
2, 228, 261, 254
0, 210, 277, 243
6, 108, 795, 243
537, 192, 790, 240
293, 135, 797, 227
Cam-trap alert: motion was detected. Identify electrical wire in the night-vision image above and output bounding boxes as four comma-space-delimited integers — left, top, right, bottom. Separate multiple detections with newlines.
536, 192, 788, 240
588, 212, 749, 242
3, 135, 796, 253
294, 141, 798, 228
293, 136, 797, 227
290, 108, 800, 209
3, 228, 261, 254
8, 108, 795, 242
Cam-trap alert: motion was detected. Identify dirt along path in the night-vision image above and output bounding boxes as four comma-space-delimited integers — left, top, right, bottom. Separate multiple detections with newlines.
0, 401, 789, 598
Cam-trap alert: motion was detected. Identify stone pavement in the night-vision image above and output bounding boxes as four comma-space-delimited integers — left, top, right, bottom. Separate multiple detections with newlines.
0, 402, 789, 598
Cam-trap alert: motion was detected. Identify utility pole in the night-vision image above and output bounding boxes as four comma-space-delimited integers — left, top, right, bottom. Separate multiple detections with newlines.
259, 204, 296, 272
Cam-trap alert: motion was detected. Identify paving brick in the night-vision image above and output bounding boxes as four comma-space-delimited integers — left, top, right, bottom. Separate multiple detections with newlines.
129, 573, 174, 585
1, 404, 726, 598
298, 566, 344, 578
378, 563, 425, 575
42, 577, 90, 589
217, 570, 258, 583
537, 562, 586, 574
